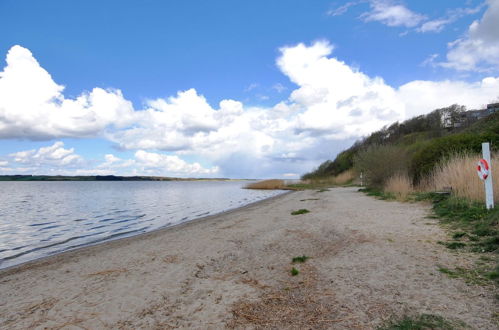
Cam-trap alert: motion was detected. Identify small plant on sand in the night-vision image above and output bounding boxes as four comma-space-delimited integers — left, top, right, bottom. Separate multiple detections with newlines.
439, 241, 466, 249
291, 209, 310, 215
290, 267, 299, 276
292, 255, 309, 263
378, 313, 463, 330
452, 231, 466, 239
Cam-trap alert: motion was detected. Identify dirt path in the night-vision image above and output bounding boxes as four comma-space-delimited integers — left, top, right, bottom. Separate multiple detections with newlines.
0, 187, 496, 329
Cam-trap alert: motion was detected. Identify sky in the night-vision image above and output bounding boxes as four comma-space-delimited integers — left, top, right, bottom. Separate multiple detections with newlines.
0, 0, 499, 179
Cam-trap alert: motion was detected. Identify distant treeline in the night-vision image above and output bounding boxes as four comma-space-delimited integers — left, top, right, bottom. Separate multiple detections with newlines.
303, 104, 499, 184
0, 175, 230, 181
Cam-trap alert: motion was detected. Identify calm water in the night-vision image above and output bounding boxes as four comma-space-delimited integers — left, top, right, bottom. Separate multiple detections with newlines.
0, 181, 285, 269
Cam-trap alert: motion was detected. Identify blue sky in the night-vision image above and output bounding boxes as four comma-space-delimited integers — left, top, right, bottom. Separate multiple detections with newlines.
1, 0, 498, 178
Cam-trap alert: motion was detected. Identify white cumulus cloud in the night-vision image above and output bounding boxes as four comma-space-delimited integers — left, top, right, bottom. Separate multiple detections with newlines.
134, 150, 219, 175
0, 46, 137, 139
0, 41, 499, 178
442, 0, 499, 71
398, 77, 499, 117
278, 41, 405, 138
8, 141, 82, 167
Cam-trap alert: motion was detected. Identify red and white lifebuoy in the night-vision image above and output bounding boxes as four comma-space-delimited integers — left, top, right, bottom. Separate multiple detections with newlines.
477, 159, 489, 180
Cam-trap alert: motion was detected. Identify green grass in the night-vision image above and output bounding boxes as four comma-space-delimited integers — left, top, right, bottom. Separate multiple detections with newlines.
438, 241, 466, 249
416, 193, 499, 285
291, 209, 310, 215
364, 190, 499, 286
359, 188, 396, 200
290, 267, 299, 276
286, 182, 332, 190
292, 255, 309, 263
378, 314, 464, 330
419, 194, 499, 254
452, 231, 466, 239
437, 265, 494, 285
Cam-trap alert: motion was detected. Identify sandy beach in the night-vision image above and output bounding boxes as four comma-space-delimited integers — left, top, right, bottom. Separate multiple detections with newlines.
0, 187, 496, 329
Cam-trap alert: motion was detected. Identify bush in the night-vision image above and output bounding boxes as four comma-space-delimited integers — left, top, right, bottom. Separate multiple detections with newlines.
354, 145, 408, 189
410, 133, 499, 183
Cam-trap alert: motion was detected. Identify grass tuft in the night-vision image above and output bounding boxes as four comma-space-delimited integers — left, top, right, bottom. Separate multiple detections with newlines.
384, 172, 414, 201
291, 209, 310, 215
290, 267, 299, 276
292, 255, 309, 263
378, 313, 464, 330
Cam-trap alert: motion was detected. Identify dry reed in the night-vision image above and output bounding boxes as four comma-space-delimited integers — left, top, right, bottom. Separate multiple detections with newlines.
305, 169, 357, 187
333, 169, 356, 185
420, 153, 498, 203
245, 179, 288, 190
384, 172, 414, 200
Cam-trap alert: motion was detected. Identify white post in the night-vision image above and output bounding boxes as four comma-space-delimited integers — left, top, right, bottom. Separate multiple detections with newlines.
482, 142, 494, 209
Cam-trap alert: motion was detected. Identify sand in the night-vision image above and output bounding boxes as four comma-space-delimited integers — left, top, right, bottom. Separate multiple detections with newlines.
0, 187, 496, 329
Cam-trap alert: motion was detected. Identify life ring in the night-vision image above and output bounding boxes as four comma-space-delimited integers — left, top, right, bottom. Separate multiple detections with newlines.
477, 159, 489, 180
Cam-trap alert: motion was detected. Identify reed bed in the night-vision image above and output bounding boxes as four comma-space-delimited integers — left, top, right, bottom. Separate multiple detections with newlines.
296, 169, 357, 188
384, 172, 414, 200
420, 153, 498, 203
245, 179, 289, 190
332, 169, 356, 185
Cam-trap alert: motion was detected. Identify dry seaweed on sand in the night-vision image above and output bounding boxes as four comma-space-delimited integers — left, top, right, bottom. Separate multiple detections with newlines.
228, 265, 344, 329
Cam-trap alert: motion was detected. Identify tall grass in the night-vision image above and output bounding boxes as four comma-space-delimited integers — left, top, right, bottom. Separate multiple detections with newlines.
384, 172, 414, 200
245, 179, 290, 190
333, 169, 356, 185
288, 169, 357, 189
420, 153, 498, 203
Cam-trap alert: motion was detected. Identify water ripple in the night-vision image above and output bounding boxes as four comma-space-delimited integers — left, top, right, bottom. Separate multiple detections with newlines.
0, 181, 285, 269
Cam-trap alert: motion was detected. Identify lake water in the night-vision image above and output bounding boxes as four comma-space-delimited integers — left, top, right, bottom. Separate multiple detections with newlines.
0, 181, 285, 269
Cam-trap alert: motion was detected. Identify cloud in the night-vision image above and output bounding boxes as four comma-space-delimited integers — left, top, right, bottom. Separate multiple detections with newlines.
442, 0, 499, 71
272, 83, 287, 93
1, 42, 499, 178
134, 150, 219, 175
277, 41, 405, 138
418, 18, 453, 33
421, 53, 439, 67
9, 141, 82, 166
244, 83, 259, 92
360, 0, 426, 28
417, 5, 484, 33
0, 46, 136, 140
1, 142, 220, 177
398, 77, 499, 117
327, 1, 360, 16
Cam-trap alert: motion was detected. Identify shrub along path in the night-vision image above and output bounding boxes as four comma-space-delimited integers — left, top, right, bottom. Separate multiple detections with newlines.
0, 187, 496, 329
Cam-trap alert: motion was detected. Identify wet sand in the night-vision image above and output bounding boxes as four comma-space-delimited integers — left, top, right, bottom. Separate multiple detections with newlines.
0, 187, 496, 329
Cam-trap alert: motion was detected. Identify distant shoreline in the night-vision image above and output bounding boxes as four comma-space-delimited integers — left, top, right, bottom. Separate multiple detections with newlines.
0, 175, 246, 181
